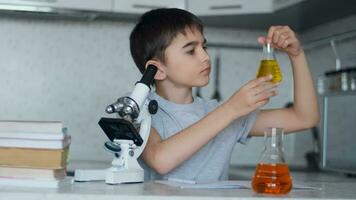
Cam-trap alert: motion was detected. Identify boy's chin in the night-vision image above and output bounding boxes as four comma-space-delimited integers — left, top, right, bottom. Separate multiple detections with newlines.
196, 81, 209, 87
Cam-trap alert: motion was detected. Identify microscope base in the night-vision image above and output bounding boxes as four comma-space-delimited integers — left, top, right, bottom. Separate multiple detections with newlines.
105, 168, 144, 184
74, 168, 144, 184
74, 169, 105, 182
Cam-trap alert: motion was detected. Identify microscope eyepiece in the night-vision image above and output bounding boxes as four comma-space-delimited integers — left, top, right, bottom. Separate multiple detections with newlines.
139, 65, 158, 87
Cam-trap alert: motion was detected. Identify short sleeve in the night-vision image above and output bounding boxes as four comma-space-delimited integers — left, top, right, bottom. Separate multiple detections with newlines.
234, 110, 259, 144
150, 112, 166, 139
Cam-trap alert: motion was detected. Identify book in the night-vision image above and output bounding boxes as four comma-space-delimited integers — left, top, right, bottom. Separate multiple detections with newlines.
0, 167, 66, 180
0, 177, 73, 188
0, 131, 66, 140
0, 120, 63, 134
0, 147, 69, 169
0, 134, 71, 149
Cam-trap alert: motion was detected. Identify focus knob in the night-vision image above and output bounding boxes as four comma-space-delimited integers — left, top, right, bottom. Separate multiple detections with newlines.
148, 100, 158, 114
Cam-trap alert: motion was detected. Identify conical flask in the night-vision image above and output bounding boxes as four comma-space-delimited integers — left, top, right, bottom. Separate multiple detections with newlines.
256, 43, 282, 83
251, 127, 292, 194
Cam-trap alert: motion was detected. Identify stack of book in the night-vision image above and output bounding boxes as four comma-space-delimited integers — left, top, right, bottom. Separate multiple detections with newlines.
0, 120, 71, 188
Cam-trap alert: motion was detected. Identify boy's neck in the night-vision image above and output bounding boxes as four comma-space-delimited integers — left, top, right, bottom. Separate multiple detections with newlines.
155, 84, 193, 104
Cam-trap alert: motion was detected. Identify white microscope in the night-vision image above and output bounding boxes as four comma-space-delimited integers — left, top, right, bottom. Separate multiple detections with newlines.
74, 65, 158, 184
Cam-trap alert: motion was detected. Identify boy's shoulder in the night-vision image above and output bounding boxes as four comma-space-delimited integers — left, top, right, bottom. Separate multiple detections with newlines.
148, 91, 219, 112
148, 91, 220, 140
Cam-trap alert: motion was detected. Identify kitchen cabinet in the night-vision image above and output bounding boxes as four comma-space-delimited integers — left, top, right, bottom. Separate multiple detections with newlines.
112, 0, 185, 14
273, 0, 305, 11
187, 0, 304, 16
187, 0, 273, 16
0, 0, 112, 12
0, 0, 306, 18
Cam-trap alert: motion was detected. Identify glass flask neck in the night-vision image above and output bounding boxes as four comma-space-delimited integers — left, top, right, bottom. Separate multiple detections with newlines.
259, 127, 285, 164
262, 43, 276, 60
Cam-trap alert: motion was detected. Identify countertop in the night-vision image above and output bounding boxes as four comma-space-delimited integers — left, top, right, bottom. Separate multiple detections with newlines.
1, 164, 356, 200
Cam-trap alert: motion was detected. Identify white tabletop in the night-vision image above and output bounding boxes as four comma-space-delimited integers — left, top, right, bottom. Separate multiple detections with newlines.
1, 163, 356, 200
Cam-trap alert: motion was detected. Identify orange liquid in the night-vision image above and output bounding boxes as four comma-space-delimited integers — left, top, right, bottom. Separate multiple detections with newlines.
256, 60, 282, 83
252, 163, 292, 194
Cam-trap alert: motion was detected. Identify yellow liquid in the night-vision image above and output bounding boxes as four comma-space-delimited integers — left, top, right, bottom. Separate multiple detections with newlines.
256, 60, 282, 83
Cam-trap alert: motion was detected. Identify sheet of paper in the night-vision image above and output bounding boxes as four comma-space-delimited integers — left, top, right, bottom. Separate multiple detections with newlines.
292, 183, 322, 190
156, 180, 321, 190
156, 180, 250, 189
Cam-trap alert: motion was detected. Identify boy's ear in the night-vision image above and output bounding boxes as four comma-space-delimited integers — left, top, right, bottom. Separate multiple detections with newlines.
145, 60, 167, 81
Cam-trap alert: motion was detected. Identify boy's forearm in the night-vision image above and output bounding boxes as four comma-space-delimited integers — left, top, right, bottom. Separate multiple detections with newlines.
290, 51, 320, 127
153, 102, 238, 173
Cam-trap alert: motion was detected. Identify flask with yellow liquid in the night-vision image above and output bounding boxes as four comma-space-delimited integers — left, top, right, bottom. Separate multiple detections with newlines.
256, 43, 282, 83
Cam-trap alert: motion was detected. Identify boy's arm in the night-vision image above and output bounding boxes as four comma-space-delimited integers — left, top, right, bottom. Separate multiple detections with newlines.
141, 76, 277, 175
250, 26, 320, 136
141, 103, 233, 175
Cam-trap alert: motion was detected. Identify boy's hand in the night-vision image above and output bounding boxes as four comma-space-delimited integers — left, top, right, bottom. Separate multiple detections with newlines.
225, 75, 278, 119
258, 26, 303, 58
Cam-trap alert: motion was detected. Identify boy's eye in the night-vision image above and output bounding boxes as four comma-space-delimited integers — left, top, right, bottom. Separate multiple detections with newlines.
203, 46, 208, 51
187, 49, 195, 55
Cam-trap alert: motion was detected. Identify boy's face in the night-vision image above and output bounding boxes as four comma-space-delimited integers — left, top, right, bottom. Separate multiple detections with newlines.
162, 27, 211, 88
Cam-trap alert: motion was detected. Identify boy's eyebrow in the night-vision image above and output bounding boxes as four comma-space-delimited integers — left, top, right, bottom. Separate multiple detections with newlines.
182, 38, 207, 48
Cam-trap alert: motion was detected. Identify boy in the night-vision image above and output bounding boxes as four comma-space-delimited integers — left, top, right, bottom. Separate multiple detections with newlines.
130, 8, 319, 181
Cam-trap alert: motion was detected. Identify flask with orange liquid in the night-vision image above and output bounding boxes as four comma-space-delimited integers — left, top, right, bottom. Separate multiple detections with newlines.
251, 127, 292, 194
256, 43, 282, 83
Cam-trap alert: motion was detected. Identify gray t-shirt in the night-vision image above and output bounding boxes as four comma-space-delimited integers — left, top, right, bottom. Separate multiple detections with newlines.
139, 91, 257, 181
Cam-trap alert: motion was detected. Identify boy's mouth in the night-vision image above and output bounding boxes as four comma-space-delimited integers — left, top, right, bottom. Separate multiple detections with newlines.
200, 67, 211, 75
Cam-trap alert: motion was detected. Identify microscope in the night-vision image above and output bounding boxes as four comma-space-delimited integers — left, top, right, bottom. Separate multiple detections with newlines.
74, 65, 158, 184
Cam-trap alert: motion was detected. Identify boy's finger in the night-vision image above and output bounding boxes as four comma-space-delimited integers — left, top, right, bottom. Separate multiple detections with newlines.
257, 36, 266, 44
277, 34, 288, 47
269, 27, 290, 46
253, 99, 269, 109
281, 38, 290, 49
266, 26, 283, 43
254, 90, 278, 103
252, 83, 278, 96
272, 29, 290, 45
247, 75, 273, 89
275, 28, 294, 46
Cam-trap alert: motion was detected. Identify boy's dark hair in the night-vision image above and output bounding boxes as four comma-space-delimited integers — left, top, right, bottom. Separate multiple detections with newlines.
130, 8, 204, 74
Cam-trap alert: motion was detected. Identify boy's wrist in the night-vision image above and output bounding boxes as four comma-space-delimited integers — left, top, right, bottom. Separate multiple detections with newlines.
220, 101, 240, 122
289, 49, 305, 62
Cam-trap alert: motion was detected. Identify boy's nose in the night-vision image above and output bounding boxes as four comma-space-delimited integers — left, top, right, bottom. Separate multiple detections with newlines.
201, 49, 210, 63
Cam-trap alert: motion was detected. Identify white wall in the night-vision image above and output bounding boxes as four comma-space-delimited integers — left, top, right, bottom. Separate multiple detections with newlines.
0, 17, 139, 163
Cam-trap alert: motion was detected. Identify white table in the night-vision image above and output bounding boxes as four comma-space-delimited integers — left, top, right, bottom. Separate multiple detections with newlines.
1, 163, 356, 200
